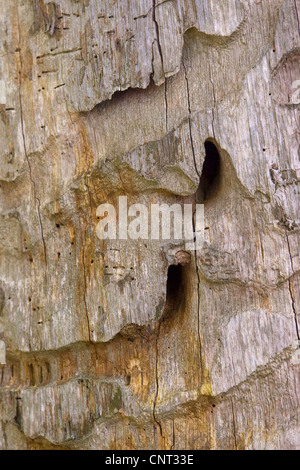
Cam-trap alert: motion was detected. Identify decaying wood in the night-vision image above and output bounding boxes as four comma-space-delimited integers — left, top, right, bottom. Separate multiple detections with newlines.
0, 0, 299, 450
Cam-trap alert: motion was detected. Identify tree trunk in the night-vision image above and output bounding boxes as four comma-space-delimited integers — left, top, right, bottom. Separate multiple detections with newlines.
0, 0, 299, 450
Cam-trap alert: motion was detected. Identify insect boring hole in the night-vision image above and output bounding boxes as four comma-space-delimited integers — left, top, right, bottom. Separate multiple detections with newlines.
197, 141, 221, 203
164, 264, 186, 316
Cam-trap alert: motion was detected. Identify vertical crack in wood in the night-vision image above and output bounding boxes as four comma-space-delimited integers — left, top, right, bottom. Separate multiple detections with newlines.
16, 6, 47, 267
82, 204, 92, 343
171, 419, 175, 450
152, 0, 164, 74
230, 397, 238, 450
286, 232, 300, 346
182, 60, 199, 177
152, 0, 167, 131
153, 317, 164, 446
209, 62, 216, 139
182, 59, 203, 384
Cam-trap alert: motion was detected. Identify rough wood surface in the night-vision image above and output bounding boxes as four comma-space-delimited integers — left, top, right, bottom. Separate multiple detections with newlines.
0, 0, 299, 450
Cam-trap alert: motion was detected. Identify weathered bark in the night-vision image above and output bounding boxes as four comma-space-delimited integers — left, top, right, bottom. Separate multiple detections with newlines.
0, 0, 299, 450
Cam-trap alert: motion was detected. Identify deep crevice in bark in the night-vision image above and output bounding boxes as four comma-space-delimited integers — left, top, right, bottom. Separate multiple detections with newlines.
197, 141, 221, 203
164, 264, 184, 315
